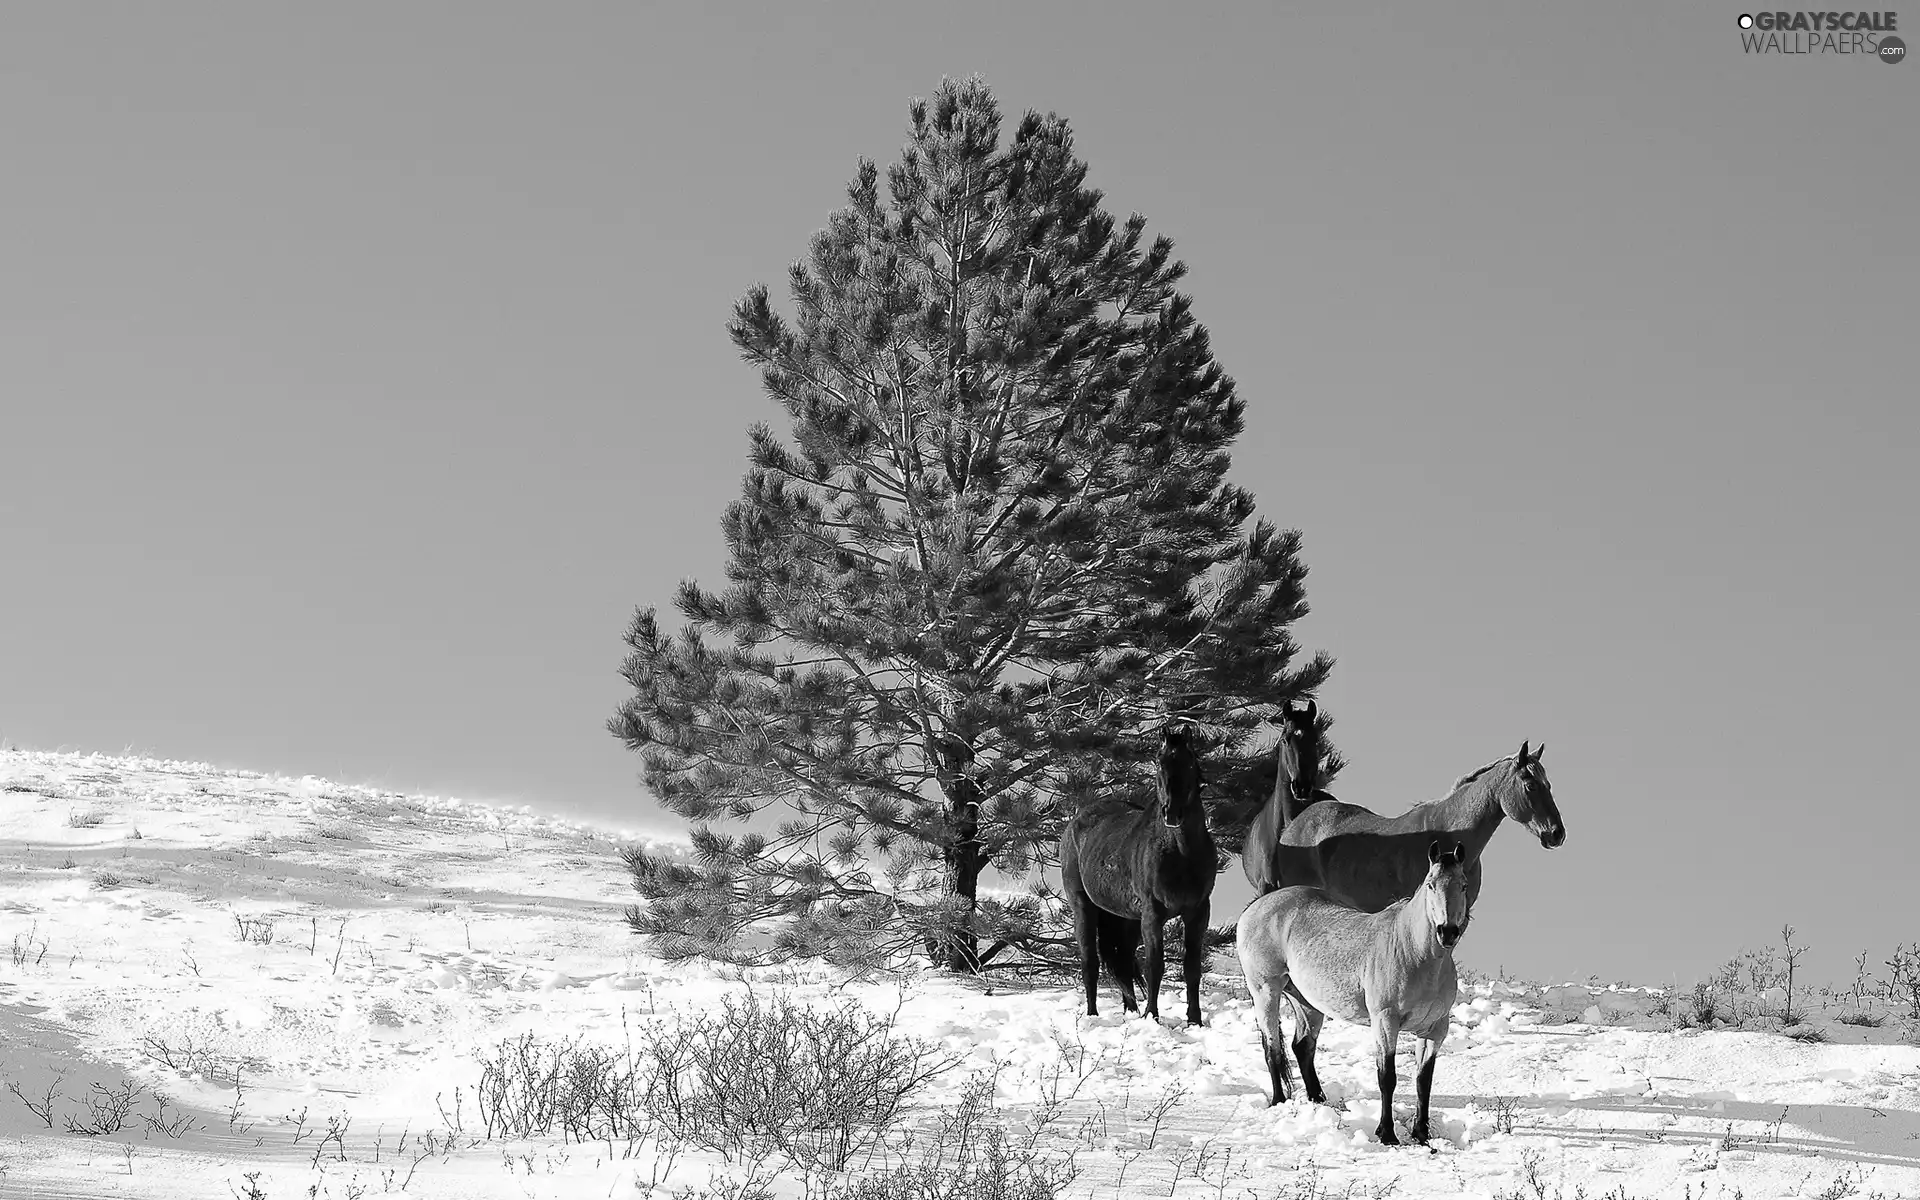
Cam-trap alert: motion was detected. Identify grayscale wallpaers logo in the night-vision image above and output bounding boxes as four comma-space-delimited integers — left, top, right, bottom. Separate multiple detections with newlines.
1737, 10, 1905, 59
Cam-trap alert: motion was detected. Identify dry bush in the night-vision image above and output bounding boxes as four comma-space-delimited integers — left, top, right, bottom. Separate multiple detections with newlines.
475, 990, 954, 1178
1676, 981, 1719, 1029
834, 1071, 1077, 1200
475, 1031, 647, 1148
9, 925, 52, 968
67, 808, 107, 828
644, 990, 954, 1174
64, 1079, 144, 1136
1479, 1094, 1522, 1135
1887, 944, 1920, 1021
231, 914, 275, 945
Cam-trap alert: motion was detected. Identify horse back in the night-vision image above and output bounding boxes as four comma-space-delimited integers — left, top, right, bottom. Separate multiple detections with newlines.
1241, 886, 1378, 1026
1276, 800, 1403, 847
1060, 801, 1158, 914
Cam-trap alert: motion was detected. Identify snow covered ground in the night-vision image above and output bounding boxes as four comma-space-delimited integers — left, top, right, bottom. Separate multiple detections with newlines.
4, 747, 1918, 1199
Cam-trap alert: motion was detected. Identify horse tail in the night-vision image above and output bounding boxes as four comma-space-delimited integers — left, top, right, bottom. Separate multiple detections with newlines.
1270, 1022, 1296, 1088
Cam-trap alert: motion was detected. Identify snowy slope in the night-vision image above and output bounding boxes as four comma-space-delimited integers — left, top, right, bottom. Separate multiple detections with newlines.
3, 748, 1917, 1199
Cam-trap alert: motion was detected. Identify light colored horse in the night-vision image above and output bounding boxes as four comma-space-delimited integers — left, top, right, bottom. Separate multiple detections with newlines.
1272, 741, 1563, 914
1236, 840, 1473, 1146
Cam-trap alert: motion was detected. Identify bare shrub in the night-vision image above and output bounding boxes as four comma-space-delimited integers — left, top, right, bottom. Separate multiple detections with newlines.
64, 1079, 145, 1135
231, 914, 275, 945
9, 924, 51, 968
476, 991, 951, 1176
475, 1031, 648, 1148
644, 990, 953, 1174
1836, 1010, 1886, 1028
67, 808, 107, 828
1778, 924, 1809, 1022
5, 1073, 64, 1127
1480, 1094, 1522, 1135
142, 1032, 232, 1082
1886, 943, 1920, 1021
141, 1093, 199, 1138
314, 820, 362, 842
835, 1071, 1078, 1200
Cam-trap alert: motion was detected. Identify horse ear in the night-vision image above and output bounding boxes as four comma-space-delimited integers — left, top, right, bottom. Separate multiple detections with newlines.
1518, 740, 1530, 763
1533, 742, 1546, 761
1427, 839, 1442, 864
1304, 698, 1318, 723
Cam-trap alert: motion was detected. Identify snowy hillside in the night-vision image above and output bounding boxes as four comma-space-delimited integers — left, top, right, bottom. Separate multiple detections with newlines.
3, 747, 1918, 1199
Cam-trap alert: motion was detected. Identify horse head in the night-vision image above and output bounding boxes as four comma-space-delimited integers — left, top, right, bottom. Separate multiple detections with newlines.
1276, 698, 1321, 800
1157, 722, 1206, 829
1500, 741, 1566, 849
1423, 840, 1473, 947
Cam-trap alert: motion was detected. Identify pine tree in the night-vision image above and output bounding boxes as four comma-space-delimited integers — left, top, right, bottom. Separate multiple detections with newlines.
611, 77, 1333, 974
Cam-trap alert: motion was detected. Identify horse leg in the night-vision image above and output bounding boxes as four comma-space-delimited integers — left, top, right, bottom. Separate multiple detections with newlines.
1371, 1012, 1404, 1146
1244, 971, 1293, 1105
1115, 918, 1142, 1013
1409, 1027, 1444, 1146
1070, 889, 1101, 1017
1181, 900, 1209, 1027
1140, 903, 1168, 1021
1096, 915, 1141, 1014
1288, 986, 1328, 1104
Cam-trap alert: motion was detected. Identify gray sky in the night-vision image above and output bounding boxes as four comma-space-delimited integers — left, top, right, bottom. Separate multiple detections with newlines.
3, 4, 1914, 986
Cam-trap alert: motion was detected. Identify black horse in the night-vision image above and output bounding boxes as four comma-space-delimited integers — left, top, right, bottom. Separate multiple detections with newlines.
1058, 723, 1218, 1026
1241, 699, 1336, 896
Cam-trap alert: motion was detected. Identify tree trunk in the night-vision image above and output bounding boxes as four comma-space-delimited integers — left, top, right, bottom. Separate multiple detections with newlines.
936, 737, 985, 973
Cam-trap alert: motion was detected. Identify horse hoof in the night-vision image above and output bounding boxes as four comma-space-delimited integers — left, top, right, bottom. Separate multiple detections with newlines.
1377, 1129, 1399, 1147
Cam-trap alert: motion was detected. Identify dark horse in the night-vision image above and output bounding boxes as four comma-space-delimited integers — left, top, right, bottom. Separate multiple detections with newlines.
1242, 699, 1337, 895
1059, 723, 1217, 1026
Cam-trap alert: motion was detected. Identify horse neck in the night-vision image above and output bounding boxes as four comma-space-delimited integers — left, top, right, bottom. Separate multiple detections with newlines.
1387, 893, 1447, 967
1159, 803, 1214, 861
1434, 763, 1513, 856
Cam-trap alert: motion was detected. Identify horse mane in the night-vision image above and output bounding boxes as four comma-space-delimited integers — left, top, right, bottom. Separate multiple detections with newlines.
1387, 754, 1518, 816
1444, 755, 1517, 795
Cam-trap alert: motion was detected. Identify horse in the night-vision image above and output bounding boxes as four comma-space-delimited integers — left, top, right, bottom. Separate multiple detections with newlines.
1270, 740, 1564, 915
1236, 839, 1473, 1146
1242, 698, 1338, 895
1058, 722, 1217, 1026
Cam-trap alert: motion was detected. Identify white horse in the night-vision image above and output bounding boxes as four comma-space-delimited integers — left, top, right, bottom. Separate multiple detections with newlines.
1235, 840, 1472, 1146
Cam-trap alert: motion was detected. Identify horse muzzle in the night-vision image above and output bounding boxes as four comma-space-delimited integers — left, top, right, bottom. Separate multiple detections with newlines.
1437, 924, 1463, 947
1538, 824, 1566, 849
